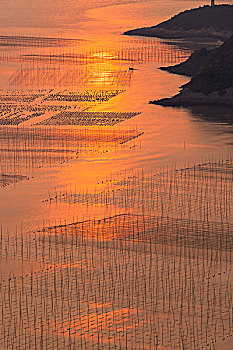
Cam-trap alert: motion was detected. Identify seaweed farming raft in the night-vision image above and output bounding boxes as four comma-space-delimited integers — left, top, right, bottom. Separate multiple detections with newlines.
1, 157, 233, 349
39, 111, 141, 126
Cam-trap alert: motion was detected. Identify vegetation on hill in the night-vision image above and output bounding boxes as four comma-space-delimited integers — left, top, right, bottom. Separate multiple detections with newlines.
124, 5, 233, 40
185, 35, 233, 93
159, 48, 217, 76
155, 5, 233, 32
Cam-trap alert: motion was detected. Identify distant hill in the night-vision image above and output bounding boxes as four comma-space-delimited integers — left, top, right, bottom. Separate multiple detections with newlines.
151, 35, 233, 108
124, 5, 233, 41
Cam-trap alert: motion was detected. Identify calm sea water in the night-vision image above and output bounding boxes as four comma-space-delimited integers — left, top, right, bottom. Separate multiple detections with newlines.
0, 0, 233, 231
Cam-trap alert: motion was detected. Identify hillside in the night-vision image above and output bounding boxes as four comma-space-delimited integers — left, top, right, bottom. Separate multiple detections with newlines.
159, 47, 217, 76
124, 5, 233, 41
184, 35, 233, 93
151, 35, 233, 108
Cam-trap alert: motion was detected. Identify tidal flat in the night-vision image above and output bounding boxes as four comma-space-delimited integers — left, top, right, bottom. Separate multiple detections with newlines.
0, 0, 233, 349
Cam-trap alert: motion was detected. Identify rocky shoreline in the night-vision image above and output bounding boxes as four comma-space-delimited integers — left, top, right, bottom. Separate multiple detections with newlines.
124, 27, 231, 42
150, 88, 233, 109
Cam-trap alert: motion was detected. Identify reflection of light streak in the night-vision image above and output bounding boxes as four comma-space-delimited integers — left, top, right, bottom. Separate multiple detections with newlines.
8, 65, 132, 88
91, 51, 117, 60
36, 306, 138, 341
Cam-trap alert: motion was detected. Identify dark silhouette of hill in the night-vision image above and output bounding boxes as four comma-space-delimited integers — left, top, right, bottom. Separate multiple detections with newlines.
151, 35, 233, 108
185, 35, 233, 93
124, 5, 233, 41
159, 48, 217, 76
